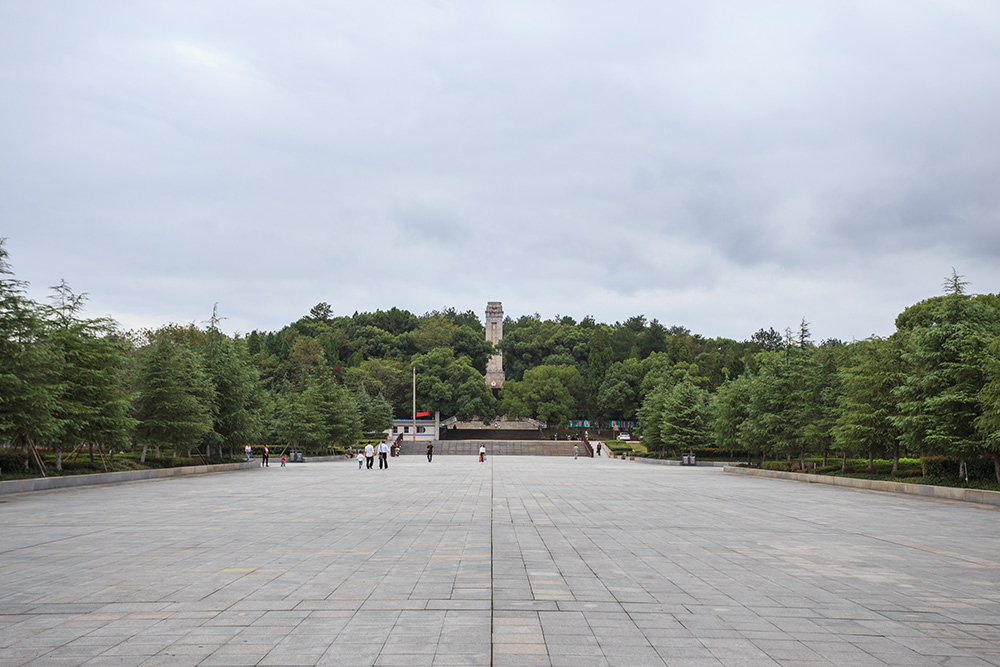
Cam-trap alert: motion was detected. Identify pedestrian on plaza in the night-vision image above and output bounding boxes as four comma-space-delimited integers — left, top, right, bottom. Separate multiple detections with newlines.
479, 443, 486, 463
574, 444, 578, 459
365, 442, 375, 469
426, 442, 434, 463
357, 451, 364, 469
245, 444, 252, 462
280, 454, 286, 467
378, 441, 390, 469
596, 442, 602, 457
262, 445, 269, 467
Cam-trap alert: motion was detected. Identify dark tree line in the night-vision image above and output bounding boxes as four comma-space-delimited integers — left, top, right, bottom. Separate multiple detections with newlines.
5, 237, 998, 481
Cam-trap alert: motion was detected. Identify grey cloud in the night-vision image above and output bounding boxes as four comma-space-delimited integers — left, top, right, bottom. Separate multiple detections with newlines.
2, 1, 999, 342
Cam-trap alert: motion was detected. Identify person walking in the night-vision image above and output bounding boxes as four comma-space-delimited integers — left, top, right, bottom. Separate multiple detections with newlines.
244, 444, 252, 462
357, 451, 364, 469
378, 441, 390, 469
479, 443, 486, 463
364, 442, 375, 469
596, 442, 602, 457
426, 442, 434, 463
262, 445, 269, 467
573, 443, 578, 459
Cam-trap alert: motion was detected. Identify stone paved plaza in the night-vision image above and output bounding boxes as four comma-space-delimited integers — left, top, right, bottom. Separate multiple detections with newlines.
1, 455, 999, 667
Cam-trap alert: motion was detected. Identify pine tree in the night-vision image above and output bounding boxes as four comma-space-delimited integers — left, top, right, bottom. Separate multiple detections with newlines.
134, 338, 217, 460
975, 337, 1000, 483
0, 240, 56, 466
893, 276, 999, 466
203, 335, 264, 458
636, 384, 670, 452
834, 337, 904, 471
43, 281, 135, 469
660, 379, 710, 453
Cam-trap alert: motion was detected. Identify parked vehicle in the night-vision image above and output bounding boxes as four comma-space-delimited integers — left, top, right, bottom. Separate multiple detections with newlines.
617, 433, 630, 441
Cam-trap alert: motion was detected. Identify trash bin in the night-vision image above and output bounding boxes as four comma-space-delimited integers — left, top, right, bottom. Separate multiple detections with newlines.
689, 453, 696, 465
681, 454, 689, 465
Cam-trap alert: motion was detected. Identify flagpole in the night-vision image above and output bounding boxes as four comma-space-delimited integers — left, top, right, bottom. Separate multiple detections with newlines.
412, 365, 416, 441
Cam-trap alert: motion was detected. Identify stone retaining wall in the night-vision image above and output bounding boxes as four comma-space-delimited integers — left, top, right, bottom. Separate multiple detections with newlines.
723, 465, 1000, 507
0, 461, 259, 495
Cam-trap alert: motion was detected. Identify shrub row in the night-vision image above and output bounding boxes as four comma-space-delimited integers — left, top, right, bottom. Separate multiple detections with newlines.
0, 447, 28, 474
922, 456, 997, 481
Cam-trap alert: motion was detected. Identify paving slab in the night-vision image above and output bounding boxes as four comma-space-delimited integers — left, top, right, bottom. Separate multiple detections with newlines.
1, 456, 999, 666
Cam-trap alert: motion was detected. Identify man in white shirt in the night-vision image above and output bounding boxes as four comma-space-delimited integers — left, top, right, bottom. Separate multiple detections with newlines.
364, 443, 375, 469
377, 441, 390, 469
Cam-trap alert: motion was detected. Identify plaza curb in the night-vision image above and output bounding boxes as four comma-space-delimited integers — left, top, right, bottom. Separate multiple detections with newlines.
0, 461, 260, 495
723, 465, 1000, 507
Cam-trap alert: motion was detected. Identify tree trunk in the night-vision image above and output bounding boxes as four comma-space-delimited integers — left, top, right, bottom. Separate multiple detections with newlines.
994, 453, 1000, 485
140, 443, 147, 464
841, 450, 847, 471
892, 442, 900, 473
799, 447, 805, 471
822, 449, 828, 466
56, 445, 63, 471
867, 446, 874, 473
88, 442, 94, 464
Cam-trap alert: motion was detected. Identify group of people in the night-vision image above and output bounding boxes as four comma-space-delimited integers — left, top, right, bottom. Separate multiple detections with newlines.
356, 441, 487, 465
244, 444, 289, 466
245, 438, 603, 470
357, 441, 392, 469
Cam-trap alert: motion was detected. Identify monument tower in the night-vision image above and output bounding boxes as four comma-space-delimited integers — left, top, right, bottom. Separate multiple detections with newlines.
485, 301, 505, 389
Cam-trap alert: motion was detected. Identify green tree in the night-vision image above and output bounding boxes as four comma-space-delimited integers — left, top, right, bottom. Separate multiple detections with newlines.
275, 381, 327, 451
44, 281, 135, 469
975, 336, 1000, 483
713, 375, 752, 460
134, 337, 217, 460
355, 386, 393, 434
660, 379, 711, 453
343, 357, 409, 416
596, 358, 645, 421
501, 365, 585, 425
834, 337, 904, 471
203, 334, 264, 458
0, 239, 55, 466
636, 383, 671, 452
893, 275, 1000, 469
412, 348, 496, 421
586, 326, 615, 412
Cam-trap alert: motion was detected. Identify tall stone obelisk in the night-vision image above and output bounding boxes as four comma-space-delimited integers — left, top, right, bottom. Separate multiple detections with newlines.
485, 301, 505, 388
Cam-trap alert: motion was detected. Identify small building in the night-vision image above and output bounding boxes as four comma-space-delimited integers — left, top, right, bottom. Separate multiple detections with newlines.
384, 418, 439, 443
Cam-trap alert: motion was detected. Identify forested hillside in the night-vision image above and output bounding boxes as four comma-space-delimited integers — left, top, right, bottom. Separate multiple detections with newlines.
2, 239, 999, 482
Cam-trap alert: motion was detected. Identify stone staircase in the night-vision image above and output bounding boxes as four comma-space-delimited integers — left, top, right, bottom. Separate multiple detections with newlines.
400, 440, 588, 457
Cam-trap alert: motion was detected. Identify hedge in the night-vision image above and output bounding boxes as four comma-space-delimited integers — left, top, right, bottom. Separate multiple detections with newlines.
922, 456, 996, 481
0, 447, 28, 474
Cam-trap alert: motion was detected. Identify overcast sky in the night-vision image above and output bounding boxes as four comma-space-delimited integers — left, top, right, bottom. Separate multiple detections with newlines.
2, 1, 998, 343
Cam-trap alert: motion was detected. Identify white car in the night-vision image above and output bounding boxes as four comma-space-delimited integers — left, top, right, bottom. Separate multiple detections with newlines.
617, 433, 630, 441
